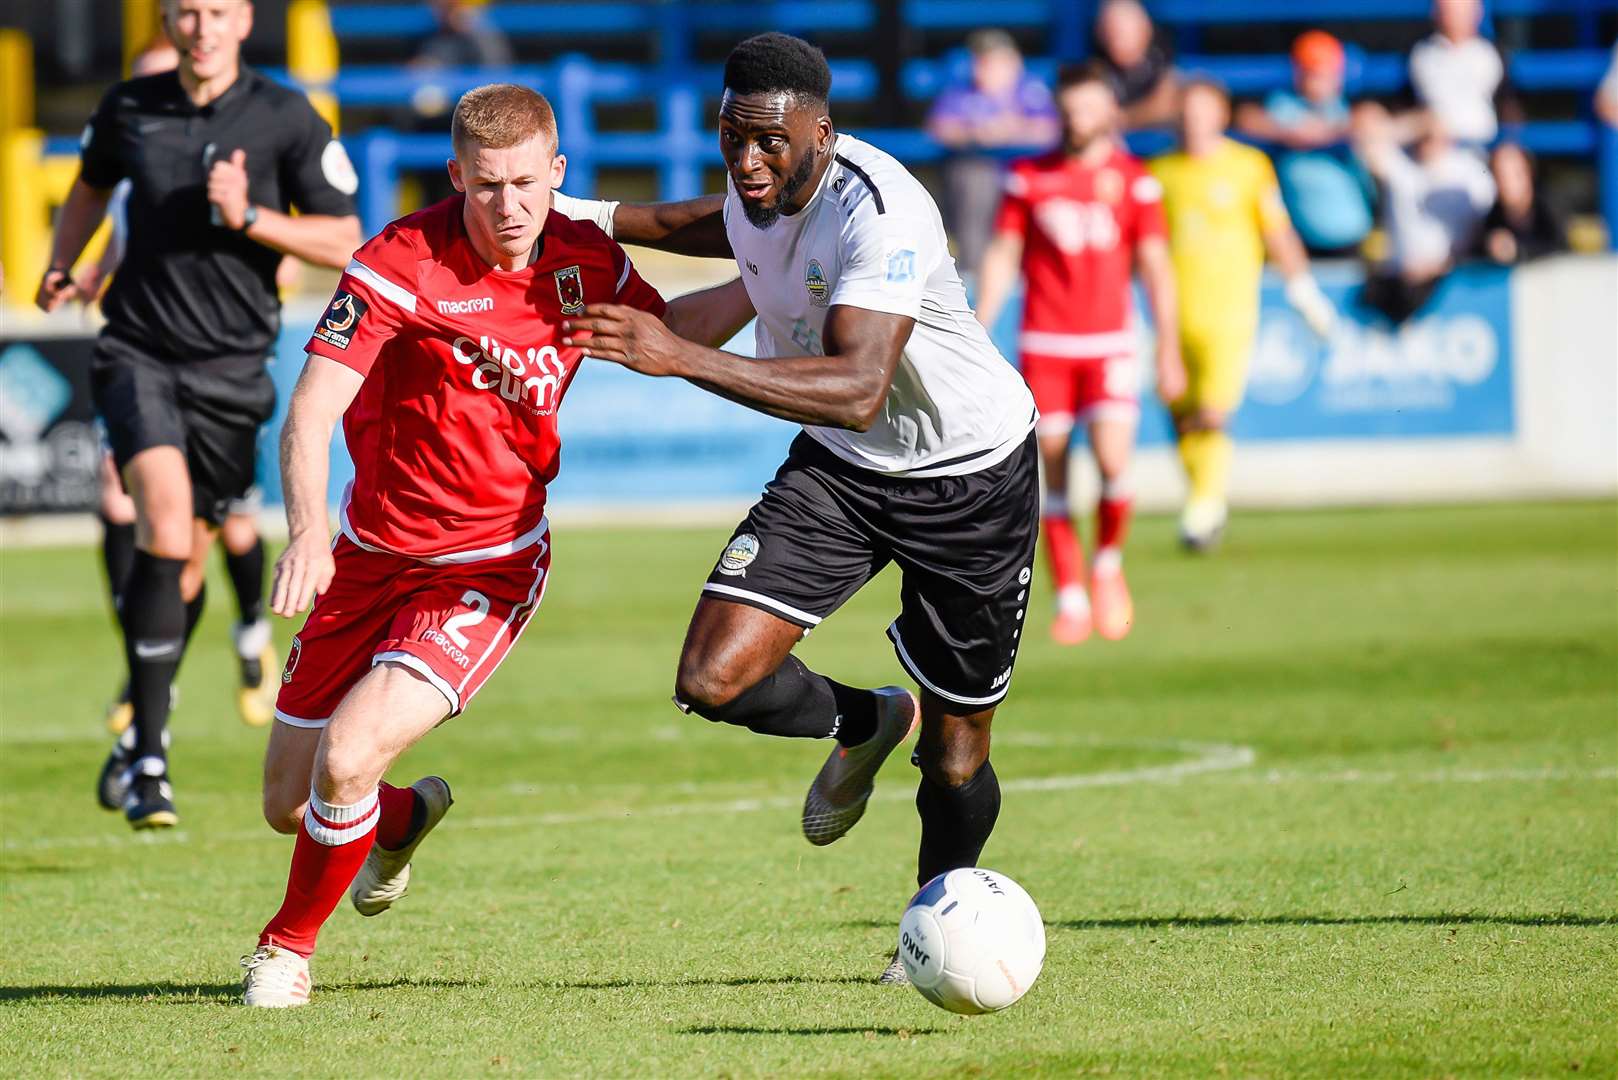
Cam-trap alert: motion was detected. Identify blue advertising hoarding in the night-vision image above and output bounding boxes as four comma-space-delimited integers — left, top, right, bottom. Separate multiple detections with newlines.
260, 263, 1514, 509
1135, 264, 1515, 447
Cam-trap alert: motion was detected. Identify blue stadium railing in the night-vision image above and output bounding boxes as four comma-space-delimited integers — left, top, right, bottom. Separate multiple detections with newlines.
247, 36, 1617, 244
320, 0, 1617, 56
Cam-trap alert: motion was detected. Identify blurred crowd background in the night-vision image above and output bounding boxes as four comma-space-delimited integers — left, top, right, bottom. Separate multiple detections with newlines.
0, 1, 1614, 522
3, 0, 1616, 312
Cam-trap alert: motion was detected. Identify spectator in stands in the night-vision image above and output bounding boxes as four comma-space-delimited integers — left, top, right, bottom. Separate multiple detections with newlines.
1353, 105, 1495, 322
1093, 0, 1178, 129
1235, 30, 1372, 255
1406, 0, 1514, 148
1596, 44, 1618, 128
412, 0, 513, 71
927, 29, 1060, 278
1478, 143, 1566, 264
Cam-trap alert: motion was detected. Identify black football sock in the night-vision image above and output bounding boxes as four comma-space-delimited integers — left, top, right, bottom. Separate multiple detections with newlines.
121, 551, 187, 767
682, 654, 842, 739
100, 517, 136, 615
222, 536, 266, 626
828, 679, 879, 747
181, 581, 208, 662
916, 759, 1001, 886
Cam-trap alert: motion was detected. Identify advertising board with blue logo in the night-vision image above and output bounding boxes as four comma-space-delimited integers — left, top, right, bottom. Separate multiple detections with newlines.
2, 262, 1515, 515
1134, 264, 1516, 447
0, 337, 102, 513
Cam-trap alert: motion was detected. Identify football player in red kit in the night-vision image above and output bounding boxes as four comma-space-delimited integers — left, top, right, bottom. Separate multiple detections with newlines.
240, 84, 752, 1007
976, 63, 1184, 644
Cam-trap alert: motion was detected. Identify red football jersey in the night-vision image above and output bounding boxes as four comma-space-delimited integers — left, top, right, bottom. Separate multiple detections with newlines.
305, 197, 665, 561
993, 147, 1165, 359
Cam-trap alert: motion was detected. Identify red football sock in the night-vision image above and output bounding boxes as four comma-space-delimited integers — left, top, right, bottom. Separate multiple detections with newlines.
1097, 495, 1133, 556
1042, 502, 1083, 594
259, 787, 379, 958
375, 781, 418, 851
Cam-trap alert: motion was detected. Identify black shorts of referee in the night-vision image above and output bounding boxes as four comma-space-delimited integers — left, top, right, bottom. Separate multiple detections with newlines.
703, 432, 1041, 711
93, 332, 276, 527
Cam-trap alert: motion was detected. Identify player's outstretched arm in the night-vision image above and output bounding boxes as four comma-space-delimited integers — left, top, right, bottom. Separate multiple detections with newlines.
34, 178, 114, 311
663, 277, 755, 347
272, 355, 364, 617
553, 192, 732, 258
564, 302, 911, 431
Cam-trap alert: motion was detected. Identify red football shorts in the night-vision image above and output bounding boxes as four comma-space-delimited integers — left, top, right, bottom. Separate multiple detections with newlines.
275, 534, 551, 726
1022, 352, 1140, 435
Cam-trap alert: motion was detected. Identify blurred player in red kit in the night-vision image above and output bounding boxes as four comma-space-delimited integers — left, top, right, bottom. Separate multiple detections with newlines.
239, 83, 752, 1007
975, 63, 1183, 644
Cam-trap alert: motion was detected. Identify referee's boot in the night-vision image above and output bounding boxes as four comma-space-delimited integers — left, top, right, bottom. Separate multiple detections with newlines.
122, 755, 178, 830
98, 726, 170, 812
802, 687, 918, 846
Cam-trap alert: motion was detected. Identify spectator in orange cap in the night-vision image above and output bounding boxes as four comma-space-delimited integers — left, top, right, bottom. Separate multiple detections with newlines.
1236, 30, 1372, 254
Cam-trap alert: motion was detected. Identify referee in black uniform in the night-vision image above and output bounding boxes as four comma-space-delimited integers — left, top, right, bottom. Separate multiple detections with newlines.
35, 0, 360, 829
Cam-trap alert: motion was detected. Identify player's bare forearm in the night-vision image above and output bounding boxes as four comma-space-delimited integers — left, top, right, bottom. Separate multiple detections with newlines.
974, 233, 1024, 328
246, 210, 362, 270
274, 356, 362, 615
663, 278, 755, 347
36, 179, 113, 310
564, 303, 911, 430
612, 196, 732, 258
48, 179, 113, 270
1263, 223, 1311, 279
1137, 236, 1179, 348
1137, 236, 1185, 400
279, 355, 362, 541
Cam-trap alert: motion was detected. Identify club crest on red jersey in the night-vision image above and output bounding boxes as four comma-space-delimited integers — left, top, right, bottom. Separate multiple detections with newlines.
554, 265, 584, 315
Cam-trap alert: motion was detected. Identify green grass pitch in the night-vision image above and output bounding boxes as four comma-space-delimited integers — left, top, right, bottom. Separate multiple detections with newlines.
2, 501, 1614, 1077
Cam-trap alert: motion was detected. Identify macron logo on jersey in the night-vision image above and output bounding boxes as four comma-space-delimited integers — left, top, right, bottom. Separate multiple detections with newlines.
438, 297, 495, 315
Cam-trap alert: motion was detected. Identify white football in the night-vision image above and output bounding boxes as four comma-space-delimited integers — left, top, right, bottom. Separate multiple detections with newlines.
897, 867, 1045, 1014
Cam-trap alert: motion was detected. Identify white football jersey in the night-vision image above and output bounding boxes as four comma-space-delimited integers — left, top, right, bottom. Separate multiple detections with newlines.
724, 134, 1035, 478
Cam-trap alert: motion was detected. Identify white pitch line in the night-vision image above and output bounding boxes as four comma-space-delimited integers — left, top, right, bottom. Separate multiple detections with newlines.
3, 744, 1613, 854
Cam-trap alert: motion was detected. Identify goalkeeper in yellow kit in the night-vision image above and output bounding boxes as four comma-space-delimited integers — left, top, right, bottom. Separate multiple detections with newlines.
1150, 79, 1335, 550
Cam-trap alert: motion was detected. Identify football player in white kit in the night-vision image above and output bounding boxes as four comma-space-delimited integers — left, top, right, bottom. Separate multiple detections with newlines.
557, 33, 1039, 983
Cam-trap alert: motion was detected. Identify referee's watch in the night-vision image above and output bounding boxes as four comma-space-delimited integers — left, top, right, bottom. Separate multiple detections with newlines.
238, 205, 260, 232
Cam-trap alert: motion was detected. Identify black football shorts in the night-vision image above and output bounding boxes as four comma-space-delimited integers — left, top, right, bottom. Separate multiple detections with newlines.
91, 333, 276, 526
702, 432, 1040, 710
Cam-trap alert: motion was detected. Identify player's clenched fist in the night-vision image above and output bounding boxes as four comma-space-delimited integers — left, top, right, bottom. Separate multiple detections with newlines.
563, 303, 689, 377
271, 531, 336, 617
208, 147, 252, 230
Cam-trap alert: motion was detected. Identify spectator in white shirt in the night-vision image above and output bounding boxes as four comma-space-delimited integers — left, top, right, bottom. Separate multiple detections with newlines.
1406, 0, 1514, 148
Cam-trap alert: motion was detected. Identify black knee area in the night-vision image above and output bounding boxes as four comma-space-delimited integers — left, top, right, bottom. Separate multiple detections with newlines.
916, 759, 1001, 886
679, 654, 838, 740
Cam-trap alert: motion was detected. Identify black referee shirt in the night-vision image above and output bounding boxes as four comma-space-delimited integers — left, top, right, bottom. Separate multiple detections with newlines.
80, 66, 358, 362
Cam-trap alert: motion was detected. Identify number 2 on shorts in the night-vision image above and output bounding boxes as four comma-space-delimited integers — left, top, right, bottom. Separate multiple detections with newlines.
442, 590, 490, 649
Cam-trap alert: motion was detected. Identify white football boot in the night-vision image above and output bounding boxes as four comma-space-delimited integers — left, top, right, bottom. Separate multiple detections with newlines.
241, 945, 311, 1008
350, 776, 454, 917
1179, 498, 1228, 553
802, 687, 918, 846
